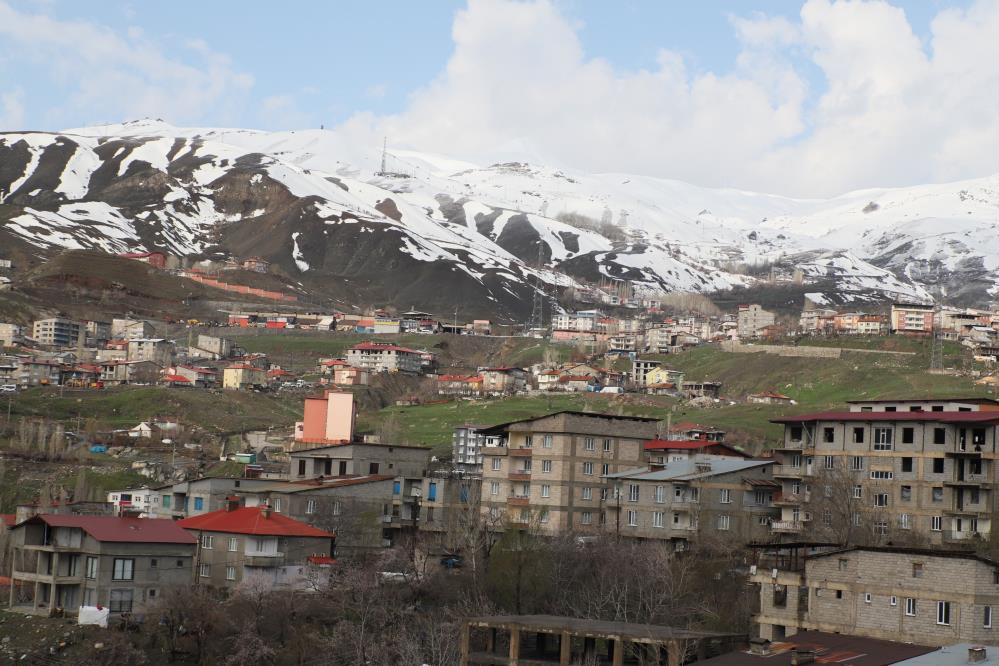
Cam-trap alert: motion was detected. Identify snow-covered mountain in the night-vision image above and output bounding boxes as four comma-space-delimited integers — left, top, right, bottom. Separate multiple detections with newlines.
3, 118, 998, 317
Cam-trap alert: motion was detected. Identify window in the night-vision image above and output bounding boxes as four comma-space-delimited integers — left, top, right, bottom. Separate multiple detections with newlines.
934, 427, 946, 444
874, 521, 888, 536
176, 559, 184, 567
906, 598, 917, 616
226, 566, 236, 581
891, 595, 898, 606
85, 557, 97, 580
851, 456, 865, 471
932, 458, 945, 474
838, 558, 849, 571
835, 590, 843, 599
584, 437, 595, 451
932, 487, 944, 502
790, 426, 803, 441
627, 510, 638, 526
937, 601, 951, 626
150, 558, 157, 569
581, 511, 592, 525
932, 516, 942, 531
823, 427, 835, 443
873, 427, 893, 450
193, 497, 204, 511
112, 558, 134, 581
368, 463, 379, 474
870, 470, 894, 480
524, 435, 533, 448
603, 439, 612, 452
865, 593, 872, 604
582, 487, 592, 500
162, 495, 171, 509
274, 498, 282, 512
582, 462, 594, 475
109, 589, 133, 613
491, 458, 501, 471
986, 606, 993, 629
901, 457, 913, 473
306, 499, 317, 515
853, 427, 865, 443
690, 488, 699, 502
654, 485, 666, 503
543, 434, 553, 448
628, 485, 639, 502
200, 564, 211, 578
490, 481, 500, 496
653, 511, 664, 528
824, 455, 835, 469
201, 535, 214, 549
853, 485, 863, 499
298, 460, 306, 475
541, 484, 551, 498
885, 406, 896, 412
541, 459, 552, 473
912, 563, 924, 578
901, 485, 912, 501
717, 515, 730, 531
601, 463, 610, 475
899, 514, 911, 529
720, 488, 732, 504
902, 428, 914, 444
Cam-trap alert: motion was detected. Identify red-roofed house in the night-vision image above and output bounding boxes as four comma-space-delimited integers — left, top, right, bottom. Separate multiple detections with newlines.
345, 341, 423, 374
222, 363, 267, 390
7, 515, 196, 617
178, 501, 335, 590
480, 367, 528, 394
160, 373, 193, 388
437, 374, 483, 396
643, 439, 750, 462
748, 391, 794, 405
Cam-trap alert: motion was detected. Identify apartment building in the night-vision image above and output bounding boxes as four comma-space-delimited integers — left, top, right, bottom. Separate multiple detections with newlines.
890, 303, 935, 335
0, 322, 23, 347
178, 502, 335, 591
32, 317, 83, 347
222, 363, 267, 390
345, 341, 423, 374
769, 397, 999, 543
152, 477, 283, 519
737, 304, 776, 339
7, 515, 196, 617
295, 389, 356, 444
453, 424, 486, 473
478, 411, 663, 535
111, 318, 154, 340
604, 458, 778, 549
106, 488, 160, 516
632, 359, 662, 387
753, 546, 999, 646
127, 338, 175, 365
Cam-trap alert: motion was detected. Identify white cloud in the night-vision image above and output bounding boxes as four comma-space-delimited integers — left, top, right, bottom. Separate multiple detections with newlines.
0, 1, 253, 129
336, 0, 999, 197
0, 88, 25, 128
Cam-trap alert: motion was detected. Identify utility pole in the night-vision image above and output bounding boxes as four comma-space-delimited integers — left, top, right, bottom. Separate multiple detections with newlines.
379, 136, 387, 175
528, 241, 545, 335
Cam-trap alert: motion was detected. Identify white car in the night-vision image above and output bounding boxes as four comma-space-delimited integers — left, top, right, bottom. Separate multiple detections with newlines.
600, 386, 624, 394
0, 385, 18, 393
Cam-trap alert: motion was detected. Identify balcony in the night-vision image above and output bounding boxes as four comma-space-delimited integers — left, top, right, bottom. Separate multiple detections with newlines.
509, 449, 533, 458
943, 530, 986, 543
945, 473, 991, 487
947, 445, 984, 457
772, 466, 811, 479
771, 520, 805, 534
11, 570, 83, 584
245, 552, 285, 568
507, 496, 530, 507
508, 471, 532, 481
773, 493, 810, 506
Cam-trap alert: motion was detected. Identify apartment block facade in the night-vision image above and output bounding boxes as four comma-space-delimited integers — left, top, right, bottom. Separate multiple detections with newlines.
32, 317, 83, 347
754, 546, 999, 646
769, 398, 999, 543
478, 412, 663, 534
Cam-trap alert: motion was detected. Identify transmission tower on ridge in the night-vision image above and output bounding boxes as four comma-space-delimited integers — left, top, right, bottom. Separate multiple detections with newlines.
379, 136, 387, 175
930, 331, 943, 371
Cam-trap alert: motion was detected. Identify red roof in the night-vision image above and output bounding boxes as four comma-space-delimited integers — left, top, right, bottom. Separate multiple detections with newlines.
643, 440, 749, 457
307, 555, 335, 565
177, 506, 335, 538
162, 374, 192, 383
18, 515, 196, 544
350, 341, 420, 354
0, 514, 15, 527
321, 359, 349, 367
267, 369, 294, 377
772, 410, 999, 425
227, 364, 263, 371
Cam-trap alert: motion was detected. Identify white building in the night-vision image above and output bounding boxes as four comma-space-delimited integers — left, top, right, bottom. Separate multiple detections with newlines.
106, 488, 160, 517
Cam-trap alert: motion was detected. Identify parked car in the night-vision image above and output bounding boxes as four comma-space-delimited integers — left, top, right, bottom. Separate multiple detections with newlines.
599, 386, 623, 394
0, 384, 17, 393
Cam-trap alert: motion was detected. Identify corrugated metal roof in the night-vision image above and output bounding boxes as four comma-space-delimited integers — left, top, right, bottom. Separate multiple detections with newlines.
19, 515, 196, 544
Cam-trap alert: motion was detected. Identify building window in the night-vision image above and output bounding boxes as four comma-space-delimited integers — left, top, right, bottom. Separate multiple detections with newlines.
541, 484, 551, 498
902, 428, 914, 444
150, 558, 158, 569
201, 535, 214, 549
823, 428, 835, 443
717, 515, 730, 531
542, 460, 552, 473
853, 485, 863, 499
931, 516, 942, 531
581, 487, 592, 500
224, 537, 237, 552
986, 606, 993, 629
603, 439, 612, 452
306, 499, 317, 514
194, 497, 204, 511
628, 510, 638, 526
601, 463, 609, 475
524, 435, 533, 448
838, 558, 849, 571
584, 437, 595, 451
870, 470, 893, 480
226, 566, 236, 581
932, 458, 945, 474
900, 485, 912, 501
298, 460, 306, 476
654, 485, 666, 503
492, 458, 501, 471
583, 462, 594, 475
824, 455, 835, 469
901, 457, 913, 473
109, 589, 133, 613
581, 511, 592, 525
912, 563, 924, 578
628, 485, 640, 502
853, 427, 865, 443
274, 498, 282, 512
790, 426, 803, 441
543, 434, 553, 448
85, 556, 98, 580
874, 493, 889, 507
112, 559, 134, 581
653, 511, 664, 528
932, 487, 944, 502
162, 495, 171, 509
937, 601, 951, 626
200, 564, 211, 578
490, 481, 499, 496
851, 456, 864, 471
899, 514, 911, 529
835, 590, 843, 599
864, 593, 872, 604
934, 428, 946, 444
891, 596, 898, 607
873, 427, 893, 451
720, 488, 732, 504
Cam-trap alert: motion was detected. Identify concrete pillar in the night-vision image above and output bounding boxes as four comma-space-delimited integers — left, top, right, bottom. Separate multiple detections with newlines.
509, 628, 520, 665
667, 639, 682, 666
559, 631, 572, 665
612, 639, 624, 666
459, 623, 470, 665
486, 627, 496, 654
33, 581, 40, 611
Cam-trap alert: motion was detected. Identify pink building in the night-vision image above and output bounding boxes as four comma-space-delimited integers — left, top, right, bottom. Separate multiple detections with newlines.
295, 390, 356, 445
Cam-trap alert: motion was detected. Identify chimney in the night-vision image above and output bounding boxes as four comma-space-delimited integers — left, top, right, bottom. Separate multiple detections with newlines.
969, 646, 988, 664
791, 648, 816, 665
749, 638, 771, 657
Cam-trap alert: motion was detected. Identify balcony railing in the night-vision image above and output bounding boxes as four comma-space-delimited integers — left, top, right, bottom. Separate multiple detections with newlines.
507, 496, 530, 507
771, 520, 805, 533
508, 471, 531, 481
772, 466, 811, 478
509, 449, 533, 457
245, 552, 285, 568
773, 493, 810, 506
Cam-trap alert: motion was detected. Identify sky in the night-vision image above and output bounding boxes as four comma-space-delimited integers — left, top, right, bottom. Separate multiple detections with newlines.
0, 0, 997, 197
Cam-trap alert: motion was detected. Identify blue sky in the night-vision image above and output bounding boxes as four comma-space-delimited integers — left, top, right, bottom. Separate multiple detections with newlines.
0, 0, 995, 196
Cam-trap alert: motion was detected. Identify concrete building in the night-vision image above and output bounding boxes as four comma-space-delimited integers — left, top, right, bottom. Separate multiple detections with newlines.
152, 477, 295, 519
478, 411, 664, 535
222, 363, 267, 390
632, 359, 662, 387
295, 390, 356, 445
106, 488, 160, 516
289, 441, 429, 480
604, 458, 779, 549
127, 338, 174, 365
0, 323, 22, 347
453, 425, 487, 474
890, 303, 935, 336
768, 397, 999, 542
31, 317, 83, 347
6, 515, 196, 617
345, 341, 423, 373
178, 502, 335, 591
737, 304, 776, 339
753, 546, 999, 646
189, 334, 234, 360
111, 318, 154, 340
